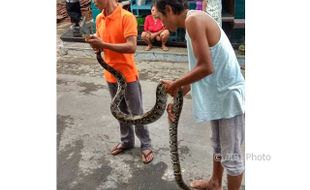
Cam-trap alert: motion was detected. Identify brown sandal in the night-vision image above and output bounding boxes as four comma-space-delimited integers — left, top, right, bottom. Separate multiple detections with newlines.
111, 143, 131, 156
141, 149, 154, 164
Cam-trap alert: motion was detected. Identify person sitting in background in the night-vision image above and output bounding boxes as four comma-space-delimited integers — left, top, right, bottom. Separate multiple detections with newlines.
141, 5, 170, 51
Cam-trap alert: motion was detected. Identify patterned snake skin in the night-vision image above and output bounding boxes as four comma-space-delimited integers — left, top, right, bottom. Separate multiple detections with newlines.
96, 51, 192, 190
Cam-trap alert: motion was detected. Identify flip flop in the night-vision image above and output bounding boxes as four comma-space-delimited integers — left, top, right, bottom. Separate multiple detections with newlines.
141, 149, 154, 164
111, 143, 132, 156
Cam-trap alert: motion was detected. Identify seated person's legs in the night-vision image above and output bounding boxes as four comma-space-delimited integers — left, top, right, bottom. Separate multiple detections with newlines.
155, 35, 161, 41
159, 29, 169, 51
141, 31, 153, 51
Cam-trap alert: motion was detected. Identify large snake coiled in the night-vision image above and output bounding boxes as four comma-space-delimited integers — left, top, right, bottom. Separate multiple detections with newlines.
96, 51, 192, 190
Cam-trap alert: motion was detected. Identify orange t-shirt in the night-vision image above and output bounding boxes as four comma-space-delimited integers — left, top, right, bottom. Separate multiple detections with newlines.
96, 5, 138, 83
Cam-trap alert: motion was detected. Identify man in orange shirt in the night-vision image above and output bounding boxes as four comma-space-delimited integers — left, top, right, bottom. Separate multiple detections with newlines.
86, 0, 154, 164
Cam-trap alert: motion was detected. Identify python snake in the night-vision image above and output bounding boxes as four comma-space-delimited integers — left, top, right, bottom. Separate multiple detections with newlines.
96, 51, 192, 190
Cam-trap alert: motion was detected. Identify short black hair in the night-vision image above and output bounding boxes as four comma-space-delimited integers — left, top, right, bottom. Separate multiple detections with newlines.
154, 0, 188, 16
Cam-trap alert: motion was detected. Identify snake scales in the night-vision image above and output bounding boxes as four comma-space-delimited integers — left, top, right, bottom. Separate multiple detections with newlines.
96, 51, 192, 190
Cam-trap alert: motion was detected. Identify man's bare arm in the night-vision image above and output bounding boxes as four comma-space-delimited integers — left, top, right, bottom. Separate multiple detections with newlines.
101, 35, 137, 53
173, 16, 213, 88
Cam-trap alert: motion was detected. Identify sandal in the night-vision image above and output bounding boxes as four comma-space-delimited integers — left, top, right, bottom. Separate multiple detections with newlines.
141, 149, 154, 164
111, 143, 132, 156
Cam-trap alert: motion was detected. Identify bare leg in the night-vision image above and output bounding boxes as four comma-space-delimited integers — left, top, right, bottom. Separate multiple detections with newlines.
160, 29, 169, 51
190, 156, 223, 190
155, 35, 161, 41
227, 173, 243, 190
141, 31, 152, 50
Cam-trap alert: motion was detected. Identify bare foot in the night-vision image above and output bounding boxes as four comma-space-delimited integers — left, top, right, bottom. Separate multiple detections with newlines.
161, 45, 168, 51
144, 45, 152, 51
190, 179, 223, 190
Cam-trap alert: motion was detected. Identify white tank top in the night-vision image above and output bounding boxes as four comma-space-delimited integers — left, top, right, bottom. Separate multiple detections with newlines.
185, 10, 245, 122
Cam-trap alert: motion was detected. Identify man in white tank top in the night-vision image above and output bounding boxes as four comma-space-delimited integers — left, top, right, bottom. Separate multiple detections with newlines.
155, 0, 244, 189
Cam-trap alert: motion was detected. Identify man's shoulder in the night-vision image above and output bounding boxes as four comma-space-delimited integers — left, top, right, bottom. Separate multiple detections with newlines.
95, 12, 104, 25
96, 12, 104, 20
120, 8, 135, 18
185, 11, 211, 30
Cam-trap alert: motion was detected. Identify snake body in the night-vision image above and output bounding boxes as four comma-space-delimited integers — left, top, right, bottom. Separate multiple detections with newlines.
96, 51, 191, 190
